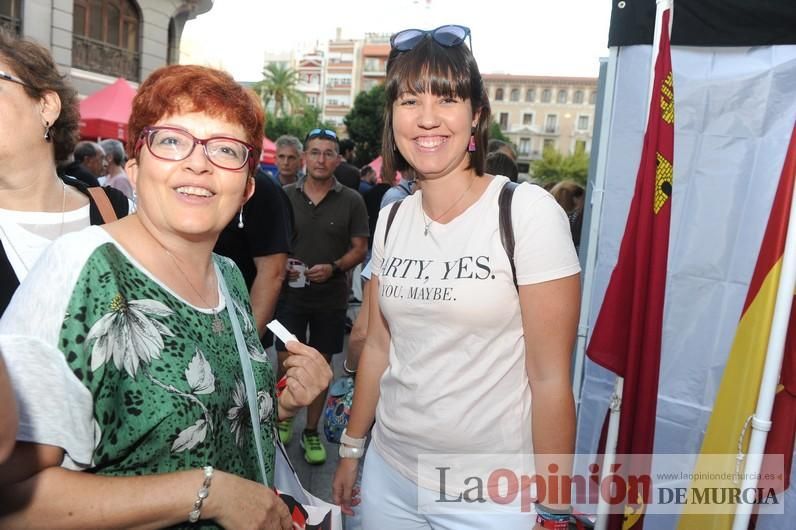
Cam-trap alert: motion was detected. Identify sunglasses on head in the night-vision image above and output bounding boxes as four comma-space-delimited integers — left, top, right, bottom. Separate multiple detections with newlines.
390, 24, 471, 52
305, 128, 338, 144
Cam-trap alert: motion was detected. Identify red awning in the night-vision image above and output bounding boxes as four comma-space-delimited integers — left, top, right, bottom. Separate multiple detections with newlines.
367, 155, 402, 183
79, 78, 136, 141
261, 137, 276, 165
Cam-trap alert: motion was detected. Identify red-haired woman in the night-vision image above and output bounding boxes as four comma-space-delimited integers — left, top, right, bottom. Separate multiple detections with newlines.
0, 64, 331, 529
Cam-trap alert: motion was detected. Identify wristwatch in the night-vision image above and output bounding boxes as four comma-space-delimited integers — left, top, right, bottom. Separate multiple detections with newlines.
331, 262, 342, 275
338, 429, 367, 459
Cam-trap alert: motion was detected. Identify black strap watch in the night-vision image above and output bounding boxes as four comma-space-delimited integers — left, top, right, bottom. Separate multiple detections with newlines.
331, 262, 342, 275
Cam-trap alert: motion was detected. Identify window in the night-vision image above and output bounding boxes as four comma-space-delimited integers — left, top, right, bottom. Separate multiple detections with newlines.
510, 88, 520, 102
328, 74, 352, 87
519, 138, 531, 156
545, 114, 558, 133
307, 95, 317, 106
543, 138, 555, 151
495, 88, 504, 101
575, 140, 587, 154
499, 112, 509, 131
522, 113, 533, 126
557, 90, 568, 104
573, 90, 584, 104
364, 58, 380, 71
541, 89, 551, 103
577, 115, 589, 130
72, 0, 141, 81
589, 91, 597, 104
0, 0, 22, 34
525, 88, 535, 102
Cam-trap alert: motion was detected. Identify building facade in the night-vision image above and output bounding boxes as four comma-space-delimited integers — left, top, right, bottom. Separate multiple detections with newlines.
483, 74, 598, 173
2, 0, 212, 95
322, 29, 357, 127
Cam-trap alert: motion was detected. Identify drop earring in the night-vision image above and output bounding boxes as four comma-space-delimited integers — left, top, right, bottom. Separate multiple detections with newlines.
467, 135, 476, 152
43, 120, 52, 142
237, 207, 244, 229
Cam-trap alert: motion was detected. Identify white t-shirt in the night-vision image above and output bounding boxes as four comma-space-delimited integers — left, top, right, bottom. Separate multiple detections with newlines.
369, 175, 580, 490
0, 205, 90, 282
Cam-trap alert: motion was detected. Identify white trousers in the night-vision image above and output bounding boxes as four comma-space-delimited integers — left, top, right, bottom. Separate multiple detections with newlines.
359, 448, 536, 530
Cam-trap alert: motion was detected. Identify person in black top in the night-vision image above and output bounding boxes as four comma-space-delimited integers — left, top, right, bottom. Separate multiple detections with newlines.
58, 141, 106, 187
214, 167, 293, 339
333, 138, 360, 190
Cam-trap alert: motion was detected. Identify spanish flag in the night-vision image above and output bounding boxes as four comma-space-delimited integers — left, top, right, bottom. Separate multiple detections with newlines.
586, 7, 674, 530
677, 125, 796, 530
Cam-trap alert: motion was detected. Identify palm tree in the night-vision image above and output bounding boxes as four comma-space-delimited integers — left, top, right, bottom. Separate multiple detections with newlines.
254, 63, 305, 117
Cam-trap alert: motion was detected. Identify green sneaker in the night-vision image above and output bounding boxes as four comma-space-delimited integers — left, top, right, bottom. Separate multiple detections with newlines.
300, 430, 327, 465
277, 417, 294, 445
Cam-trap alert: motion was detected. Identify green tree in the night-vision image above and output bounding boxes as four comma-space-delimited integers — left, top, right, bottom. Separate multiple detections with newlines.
530, 147, 590, 186
344, 84, 386, 166
488, 120, 511, 143
253, 63, 305, 117
264, 105, 336, 142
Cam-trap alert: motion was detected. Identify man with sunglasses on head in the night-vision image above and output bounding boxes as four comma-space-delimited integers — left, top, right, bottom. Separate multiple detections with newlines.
275, 128, 369, 465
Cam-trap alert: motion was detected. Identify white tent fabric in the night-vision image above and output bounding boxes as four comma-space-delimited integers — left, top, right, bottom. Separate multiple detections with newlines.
576, 44, 796, 529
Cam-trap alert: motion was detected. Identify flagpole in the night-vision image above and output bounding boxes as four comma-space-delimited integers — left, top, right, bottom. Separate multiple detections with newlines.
573, 48, 618, 412
593, 1, 672, 528
732, 168, 796, 530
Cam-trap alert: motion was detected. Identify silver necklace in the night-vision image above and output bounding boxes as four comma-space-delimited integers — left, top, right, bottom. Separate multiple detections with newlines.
421, 176, 476, 236
163, 248, 225, 335
0, 179, 66, 274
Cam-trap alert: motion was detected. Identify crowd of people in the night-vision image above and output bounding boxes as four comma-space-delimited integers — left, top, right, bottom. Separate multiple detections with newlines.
0, 23, 582, 530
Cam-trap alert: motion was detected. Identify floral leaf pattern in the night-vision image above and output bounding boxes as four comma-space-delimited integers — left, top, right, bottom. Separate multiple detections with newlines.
227, 379, 248, 447
257, 390, 273, 421
87, 295, 175, 378
171, 419, 208, 452
185, 349, 215, 395
59, 247, 276, 483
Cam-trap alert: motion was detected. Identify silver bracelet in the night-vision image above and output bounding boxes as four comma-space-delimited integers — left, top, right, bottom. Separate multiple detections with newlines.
188, 466, 214, 523
343, 358, 357, 375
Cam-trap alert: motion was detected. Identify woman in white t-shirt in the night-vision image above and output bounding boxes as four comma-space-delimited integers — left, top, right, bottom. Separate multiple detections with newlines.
0, 32, 129, 316
332, 25, 581, 530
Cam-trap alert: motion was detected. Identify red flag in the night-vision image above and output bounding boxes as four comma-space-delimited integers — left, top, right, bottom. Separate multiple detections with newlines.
761, 127, 796, 494
586, 8, 674, 530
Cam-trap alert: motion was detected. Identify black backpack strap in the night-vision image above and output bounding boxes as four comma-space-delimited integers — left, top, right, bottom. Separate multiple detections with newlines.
498, 181, 519, 290
384, 199, 404, 246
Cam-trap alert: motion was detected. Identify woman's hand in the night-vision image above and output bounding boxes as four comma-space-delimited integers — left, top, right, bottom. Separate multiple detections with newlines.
332, 457, 361, 516
207, 471, 293, 530
278, 341, 333, 419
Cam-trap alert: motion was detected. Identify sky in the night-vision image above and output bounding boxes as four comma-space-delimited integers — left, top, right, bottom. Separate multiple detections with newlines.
181, 0, 612, 81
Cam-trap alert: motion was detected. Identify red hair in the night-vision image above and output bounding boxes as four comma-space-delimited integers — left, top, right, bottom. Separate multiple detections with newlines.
127, 65, 264, 173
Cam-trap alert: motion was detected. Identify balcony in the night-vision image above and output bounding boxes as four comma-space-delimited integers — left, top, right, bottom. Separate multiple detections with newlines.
0, 14, 21, 35
72, 35, 140, 82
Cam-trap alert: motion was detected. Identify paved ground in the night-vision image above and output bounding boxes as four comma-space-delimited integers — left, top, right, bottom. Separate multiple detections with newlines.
281, 349, 346, 503
272, 303, 363, 529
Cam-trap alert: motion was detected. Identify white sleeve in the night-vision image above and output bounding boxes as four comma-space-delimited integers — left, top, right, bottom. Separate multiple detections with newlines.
370, 203, 392, 279
512, 184, 581, 285
0, 229, 103, 467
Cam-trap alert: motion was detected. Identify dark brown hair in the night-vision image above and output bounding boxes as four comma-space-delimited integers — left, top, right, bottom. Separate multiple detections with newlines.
128, 65, 264, 175
0, 31, 80, 162
381, 36, 490, 181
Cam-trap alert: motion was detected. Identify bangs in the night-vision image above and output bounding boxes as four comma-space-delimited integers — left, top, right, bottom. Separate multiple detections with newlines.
385, 38, 474, 102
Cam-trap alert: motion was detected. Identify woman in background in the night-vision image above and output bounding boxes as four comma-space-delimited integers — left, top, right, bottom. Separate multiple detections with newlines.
0, 31, 129, 316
